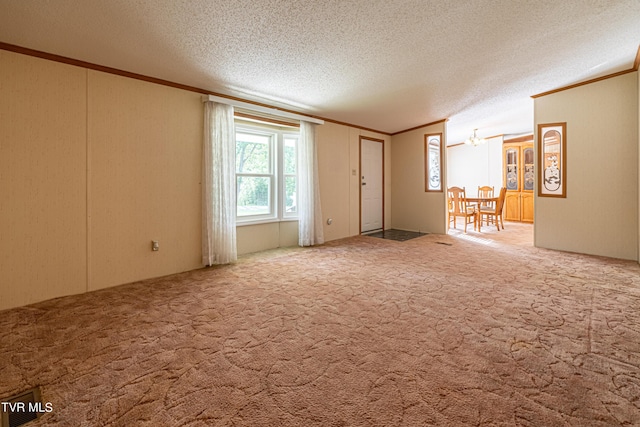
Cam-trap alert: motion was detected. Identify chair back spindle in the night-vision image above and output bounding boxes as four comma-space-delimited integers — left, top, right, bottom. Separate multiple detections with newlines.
447, 186, 477, 233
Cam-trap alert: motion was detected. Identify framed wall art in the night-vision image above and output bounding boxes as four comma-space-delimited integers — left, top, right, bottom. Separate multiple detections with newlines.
538, 122, 566, 198
424, 133, 443, 192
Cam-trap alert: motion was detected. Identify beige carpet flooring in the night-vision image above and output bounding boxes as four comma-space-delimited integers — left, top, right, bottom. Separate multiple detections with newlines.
2, 223, 640, 426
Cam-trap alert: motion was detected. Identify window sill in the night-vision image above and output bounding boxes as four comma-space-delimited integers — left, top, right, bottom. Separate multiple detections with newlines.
236, 218, 299, 227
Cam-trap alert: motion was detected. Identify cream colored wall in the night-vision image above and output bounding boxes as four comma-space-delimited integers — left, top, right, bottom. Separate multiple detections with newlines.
0, 51, 393, 309
237, 122, 391, 254
88, 71, 203, 290
318, 124, 392, 239
316, 122, 352, 241
0, 51, 88, 311
237, 221, 298, 255
317, 123, 392, 238
390, 122, 447, 233
0, 51, 203, 310
447, 136, 503, 192
534, 72, 639, 260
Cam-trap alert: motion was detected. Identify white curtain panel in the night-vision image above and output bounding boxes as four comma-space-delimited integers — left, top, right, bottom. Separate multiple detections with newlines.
298, 121, 325, 247
202, 101, 237, 265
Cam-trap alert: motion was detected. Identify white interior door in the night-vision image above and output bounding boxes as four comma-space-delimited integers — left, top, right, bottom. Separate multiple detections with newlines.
361, 138, 383, 233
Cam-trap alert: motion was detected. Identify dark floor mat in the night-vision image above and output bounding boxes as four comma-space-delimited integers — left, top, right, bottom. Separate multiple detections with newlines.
365, 229, 428, 242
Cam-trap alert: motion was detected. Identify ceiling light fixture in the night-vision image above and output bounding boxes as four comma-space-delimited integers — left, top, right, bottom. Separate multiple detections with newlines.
465, 129, 486, 146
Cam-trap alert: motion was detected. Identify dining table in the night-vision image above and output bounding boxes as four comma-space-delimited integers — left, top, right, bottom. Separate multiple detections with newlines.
464, 195, 498, 232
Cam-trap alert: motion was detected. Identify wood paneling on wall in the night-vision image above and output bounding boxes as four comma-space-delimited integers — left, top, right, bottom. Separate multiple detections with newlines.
88, 71, 203, 290
0, 50, 391, 308
0, 51, 88, 309
316, 122, 352, 241
534, 72, 638, 260
0, 51, 203, 310
390, 122, 447, 234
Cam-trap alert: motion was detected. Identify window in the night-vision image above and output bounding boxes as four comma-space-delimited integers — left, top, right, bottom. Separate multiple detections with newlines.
424, 133, 443, 192
235, 123, 298, 223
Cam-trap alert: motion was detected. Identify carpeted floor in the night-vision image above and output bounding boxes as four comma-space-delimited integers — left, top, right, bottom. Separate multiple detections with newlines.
1, 223, 640, 426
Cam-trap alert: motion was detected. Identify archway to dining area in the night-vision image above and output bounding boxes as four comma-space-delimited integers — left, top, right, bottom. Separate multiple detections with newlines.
445, 133, 534, 246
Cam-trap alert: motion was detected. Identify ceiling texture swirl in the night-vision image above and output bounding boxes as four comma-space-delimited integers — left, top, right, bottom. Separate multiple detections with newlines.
1, 0, 639, 143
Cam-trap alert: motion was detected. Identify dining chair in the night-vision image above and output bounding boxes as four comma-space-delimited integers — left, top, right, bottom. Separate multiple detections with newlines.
477, 186, 494, 207
477, 185, 494, 227
479, 187, 507, 231
447, 186, 477, 233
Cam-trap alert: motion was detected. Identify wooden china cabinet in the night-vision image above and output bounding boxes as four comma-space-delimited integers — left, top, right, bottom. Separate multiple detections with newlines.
503, 136, 534, 223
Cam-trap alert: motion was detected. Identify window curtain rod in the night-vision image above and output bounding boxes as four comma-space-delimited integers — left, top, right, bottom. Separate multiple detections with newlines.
202, 95, 324, 125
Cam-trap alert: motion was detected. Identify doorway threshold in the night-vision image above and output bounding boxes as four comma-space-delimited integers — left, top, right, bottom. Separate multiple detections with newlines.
364, 229, 428, 242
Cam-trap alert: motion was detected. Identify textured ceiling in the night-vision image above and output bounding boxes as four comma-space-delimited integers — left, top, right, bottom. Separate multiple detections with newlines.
1, 0, 639, 143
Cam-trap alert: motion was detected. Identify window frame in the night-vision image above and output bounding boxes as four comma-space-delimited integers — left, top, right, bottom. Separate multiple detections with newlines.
280, 133, 299, 219
235, 122, 299, 225
424, 133, 443, 192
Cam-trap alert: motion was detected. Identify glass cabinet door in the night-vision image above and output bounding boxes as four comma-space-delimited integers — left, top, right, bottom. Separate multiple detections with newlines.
505, 147, 519, 191
502, 140, 535, 223
523, 146, 534, 191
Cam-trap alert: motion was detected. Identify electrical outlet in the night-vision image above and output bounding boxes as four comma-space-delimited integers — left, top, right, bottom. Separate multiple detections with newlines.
151, 241, 159, 251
